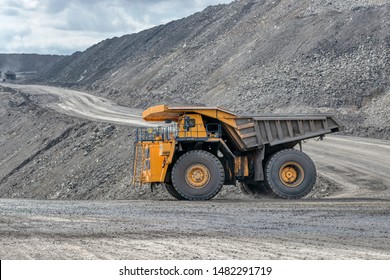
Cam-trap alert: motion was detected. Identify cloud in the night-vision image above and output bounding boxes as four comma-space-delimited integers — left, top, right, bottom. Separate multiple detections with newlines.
8, 0, 39, 10
0, 0, 233, 55
44, 1, 69, 13
1, 8, 19, 16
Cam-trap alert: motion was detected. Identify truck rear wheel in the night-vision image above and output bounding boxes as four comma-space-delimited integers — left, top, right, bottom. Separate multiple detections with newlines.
172, 150, 224, 200
264, 149, 316, 199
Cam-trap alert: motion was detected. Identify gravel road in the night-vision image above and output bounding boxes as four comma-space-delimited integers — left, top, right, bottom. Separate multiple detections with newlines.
1, 84, 389, 259
9, 84, 154, 127
0, 198, 389, 260
305, 135, 390, 198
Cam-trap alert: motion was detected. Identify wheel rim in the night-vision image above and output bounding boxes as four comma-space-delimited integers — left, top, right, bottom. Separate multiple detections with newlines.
185, 164, 210, 189
279, 161, 305, 188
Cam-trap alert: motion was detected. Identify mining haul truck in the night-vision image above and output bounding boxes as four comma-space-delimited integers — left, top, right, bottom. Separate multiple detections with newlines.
132, 105, 343, 200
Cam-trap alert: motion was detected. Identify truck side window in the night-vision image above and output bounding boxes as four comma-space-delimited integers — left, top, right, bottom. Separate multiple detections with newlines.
183, 116, 196, 131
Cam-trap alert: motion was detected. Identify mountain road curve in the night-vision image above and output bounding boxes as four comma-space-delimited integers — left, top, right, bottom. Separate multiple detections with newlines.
1, 84, 389, 260
8, 84, 156, 127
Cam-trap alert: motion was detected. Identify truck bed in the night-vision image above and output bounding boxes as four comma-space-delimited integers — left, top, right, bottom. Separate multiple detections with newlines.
228, 114, 343, 150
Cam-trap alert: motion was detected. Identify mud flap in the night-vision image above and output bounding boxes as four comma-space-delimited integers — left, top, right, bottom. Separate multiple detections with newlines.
254, 147, 265, 181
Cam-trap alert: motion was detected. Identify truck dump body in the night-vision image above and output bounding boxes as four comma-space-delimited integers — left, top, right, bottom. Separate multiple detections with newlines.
232, 114, 342, 150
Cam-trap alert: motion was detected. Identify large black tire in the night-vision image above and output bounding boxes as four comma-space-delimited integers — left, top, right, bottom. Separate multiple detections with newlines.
264, 149, 316, 199
238, 181, 273, 197
163, 183, 185, 200
172, 150, 225, 200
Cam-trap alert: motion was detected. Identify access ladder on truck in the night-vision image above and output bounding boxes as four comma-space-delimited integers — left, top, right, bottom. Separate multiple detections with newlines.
132, 142, 144, 186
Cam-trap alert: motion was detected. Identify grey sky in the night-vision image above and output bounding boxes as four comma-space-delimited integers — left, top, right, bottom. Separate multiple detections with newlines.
0, 0, 232, 55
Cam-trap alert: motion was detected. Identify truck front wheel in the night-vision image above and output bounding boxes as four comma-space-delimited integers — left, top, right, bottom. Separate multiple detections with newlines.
163, 183, 185, 200
172, 150, 225, 200
264, 149, 316, 199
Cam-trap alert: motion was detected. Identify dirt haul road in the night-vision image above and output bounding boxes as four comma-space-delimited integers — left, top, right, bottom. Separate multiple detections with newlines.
8, 84, 154, 127
1, 84, 389, 259
0, 198, 389, 259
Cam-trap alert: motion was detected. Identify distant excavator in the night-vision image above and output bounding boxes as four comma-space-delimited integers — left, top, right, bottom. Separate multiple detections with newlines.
4, 71, 16, 81
132, 104, 343, 200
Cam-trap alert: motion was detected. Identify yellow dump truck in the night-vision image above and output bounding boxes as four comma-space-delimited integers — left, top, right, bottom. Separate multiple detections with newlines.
132, 105, 343, 200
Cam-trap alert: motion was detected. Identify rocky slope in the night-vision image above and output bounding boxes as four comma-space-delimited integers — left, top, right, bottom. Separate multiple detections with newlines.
0, 86, 136, 199
40, 0, 390, 139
